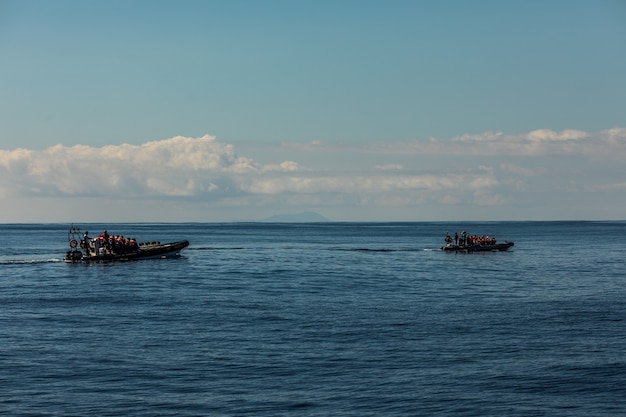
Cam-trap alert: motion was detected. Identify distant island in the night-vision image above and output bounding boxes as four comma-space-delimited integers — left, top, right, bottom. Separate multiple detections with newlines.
261, 211, 331, 223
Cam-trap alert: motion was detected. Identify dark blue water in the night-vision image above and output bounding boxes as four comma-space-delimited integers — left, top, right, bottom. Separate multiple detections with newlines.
1, 222, 625, 416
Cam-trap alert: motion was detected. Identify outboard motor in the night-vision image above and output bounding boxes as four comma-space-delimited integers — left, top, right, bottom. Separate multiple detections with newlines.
65, 250, 83, 262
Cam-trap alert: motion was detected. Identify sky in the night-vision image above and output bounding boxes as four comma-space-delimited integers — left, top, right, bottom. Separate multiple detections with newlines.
1, 0, 626, 222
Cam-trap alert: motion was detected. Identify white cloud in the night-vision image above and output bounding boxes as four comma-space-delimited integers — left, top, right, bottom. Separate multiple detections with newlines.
453, 131, 505, 143
0, 135, 498, 199
263, 160, 300, 172
244, 175, 410, 194
355, 128, 626, 158
375, 164, 403, 171
1, 129, 625, 221
0, 135, 265, 198
526, 129, 587, 142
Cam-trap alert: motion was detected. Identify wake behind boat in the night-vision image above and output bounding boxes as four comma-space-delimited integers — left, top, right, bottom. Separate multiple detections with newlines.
441, 231, 514, 252
65, 225, 189, 262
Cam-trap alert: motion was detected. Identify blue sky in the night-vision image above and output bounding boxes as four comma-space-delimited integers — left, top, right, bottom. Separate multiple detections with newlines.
1, 0, 626, 222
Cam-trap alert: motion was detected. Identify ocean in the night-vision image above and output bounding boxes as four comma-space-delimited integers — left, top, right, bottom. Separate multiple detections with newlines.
1, 221, 625, 416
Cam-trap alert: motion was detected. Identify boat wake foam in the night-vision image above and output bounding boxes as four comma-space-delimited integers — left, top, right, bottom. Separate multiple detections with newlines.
1, 258, 63, 265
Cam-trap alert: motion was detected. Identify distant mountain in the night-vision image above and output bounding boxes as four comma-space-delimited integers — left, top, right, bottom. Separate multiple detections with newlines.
261, 211, 331, 223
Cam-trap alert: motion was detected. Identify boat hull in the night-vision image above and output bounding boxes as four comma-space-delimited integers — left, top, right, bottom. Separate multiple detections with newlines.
65, 240, 189, 262
441, 241, 514, 252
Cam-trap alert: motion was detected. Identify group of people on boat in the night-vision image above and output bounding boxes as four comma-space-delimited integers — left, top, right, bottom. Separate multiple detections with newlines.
81, 230, 140, 256
65, 223, 189, 262
444, 231, 497, 247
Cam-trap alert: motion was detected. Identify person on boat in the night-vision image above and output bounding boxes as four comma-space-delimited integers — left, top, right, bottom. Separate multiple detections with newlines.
102, 230, 109, 245
93, 236, 102, 256
116, 236, 125, 254
454, 232, 459, 245
81, 231, 91, 256
124, 237, 133, 253
110, 236, 118, 254
445, 233, 452, 245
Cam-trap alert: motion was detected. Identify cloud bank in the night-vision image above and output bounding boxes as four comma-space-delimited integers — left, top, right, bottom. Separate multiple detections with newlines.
0, 135, 296, 198
1, 128, 625, 221
367, 128, 626, 158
